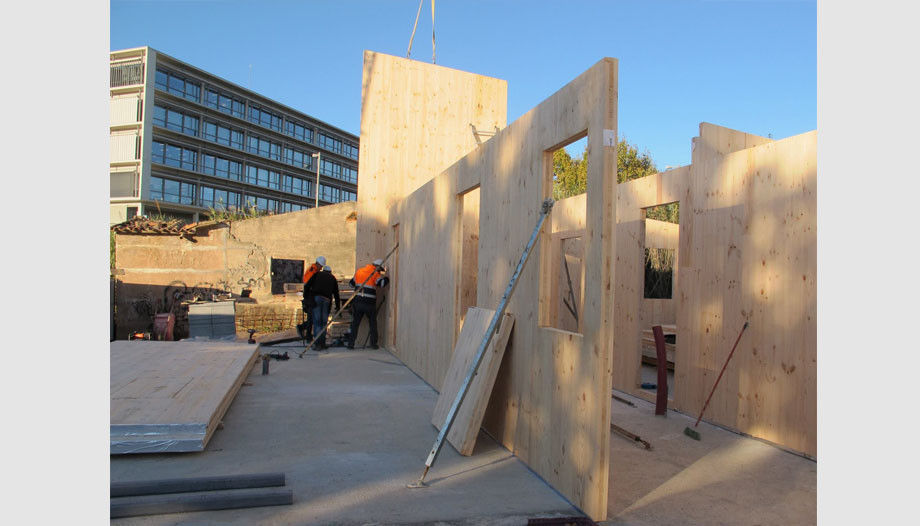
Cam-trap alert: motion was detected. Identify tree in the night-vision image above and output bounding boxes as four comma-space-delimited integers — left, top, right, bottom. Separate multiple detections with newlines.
551, 138, 677, 223
616, 139, 657, 184
551, 148, 587, 200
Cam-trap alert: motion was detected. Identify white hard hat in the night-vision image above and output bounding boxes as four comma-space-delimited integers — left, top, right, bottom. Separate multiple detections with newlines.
316, 256, 326, 266
373, 259, 383, 266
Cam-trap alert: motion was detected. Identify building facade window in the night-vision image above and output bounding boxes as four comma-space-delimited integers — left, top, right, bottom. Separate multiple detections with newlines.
203, 120, 244, 150
151, 140, 197, 171
248, 105, 282, 132
149, 176, 196, 205
204, 88, 245, 119
279, 201, 305, 213
343, 141, 359, 160
245, 165, 282, 190
202, 153, 242, 180
320, 158, 358, 184
244, 195, 279, 213
200, 185, 241, 210
155, 69, 201, 103
247, 135, 281, 161
153, 105, 199, 137
283, 146, 312, 169
285, 120, 314, 143
282, 174, 313, 197
319, 183, 344, 203
317, 132, 343, 155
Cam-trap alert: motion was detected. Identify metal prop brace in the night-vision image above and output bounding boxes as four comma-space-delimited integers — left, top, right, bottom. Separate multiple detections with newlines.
408, 198, 555, 488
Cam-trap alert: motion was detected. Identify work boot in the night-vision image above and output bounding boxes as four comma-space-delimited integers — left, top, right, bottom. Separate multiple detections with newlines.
370, 344, 379, 350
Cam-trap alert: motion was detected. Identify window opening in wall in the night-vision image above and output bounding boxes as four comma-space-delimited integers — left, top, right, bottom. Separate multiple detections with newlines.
540, 131, 588, 333
456, 186, 480, 338
638, 202, 680, 401
644, 248, 674, 299
270, 258, 305, 295
552, 136, 588, 200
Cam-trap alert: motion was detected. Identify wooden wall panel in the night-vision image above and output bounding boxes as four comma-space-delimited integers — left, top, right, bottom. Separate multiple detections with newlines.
640, 219, 679, 328
673, 125, 817, 457
383, 59, 618, 520
610, 124, 816, 457
612, 168, 688, 395
356, 50, 507, 292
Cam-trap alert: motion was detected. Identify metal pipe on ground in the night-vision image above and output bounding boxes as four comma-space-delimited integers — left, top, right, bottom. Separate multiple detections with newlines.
110, 488, 293, 518
111, 472, 286, 498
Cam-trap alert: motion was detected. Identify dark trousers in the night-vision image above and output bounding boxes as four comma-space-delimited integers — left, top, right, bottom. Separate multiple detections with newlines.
349, 298, 378, 347
312, 296, 331, 347
300, 299, 314, 339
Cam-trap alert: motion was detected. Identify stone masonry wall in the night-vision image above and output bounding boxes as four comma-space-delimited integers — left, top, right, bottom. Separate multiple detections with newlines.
113, 202, 357, 339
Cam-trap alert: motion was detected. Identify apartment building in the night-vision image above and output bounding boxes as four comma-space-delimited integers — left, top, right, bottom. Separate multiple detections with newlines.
110, 46, 359, 224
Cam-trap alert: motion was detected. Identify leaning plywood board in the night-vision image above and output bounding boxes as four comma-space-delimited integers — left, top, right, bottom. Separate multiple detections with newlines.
110, 341, 259, 454
432, 308, 515, 456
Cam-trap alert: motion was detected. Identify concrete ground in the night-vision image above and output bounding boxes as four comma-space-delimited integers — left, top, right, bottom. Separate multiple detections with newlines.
110, 344, 580, 525
111, 343, 816, 525
603, 390, 816, 525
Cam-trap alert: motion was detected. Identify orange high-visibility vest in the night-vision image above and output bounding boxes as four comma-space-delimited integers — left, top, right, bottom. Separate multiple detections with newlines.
303, 262, 323, 284
353, 264, 383, 291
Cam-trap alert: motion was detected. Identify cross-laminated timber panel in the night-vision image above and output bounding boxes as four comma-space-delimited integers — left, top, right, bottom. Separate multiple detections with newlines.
386, 58, 618, 520
356, 50, 507, 272
676, 125, 817, 456
609, 123, 816, 457
110, 341, 259, 454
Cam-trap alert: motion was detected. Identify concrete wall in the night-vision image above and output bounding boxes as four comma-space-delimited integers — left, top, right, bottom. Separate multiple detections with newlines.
113, 202, 357, 339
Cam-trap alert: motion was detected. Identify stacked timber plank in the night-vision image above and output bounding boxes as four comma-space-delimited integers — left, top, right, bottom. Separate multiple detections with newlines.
110, 340, 259, 454
188, 301, 237, 339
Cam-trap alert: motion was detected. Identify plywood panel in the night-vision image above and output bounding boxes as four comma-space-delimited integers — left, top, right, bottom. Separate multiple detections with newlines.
111, 341, 259, 454
382, 58, 617, 520
356, 51, 507, 328
672, 127, 817, 457
432, 308, 514, 455
612, 167, 688, 394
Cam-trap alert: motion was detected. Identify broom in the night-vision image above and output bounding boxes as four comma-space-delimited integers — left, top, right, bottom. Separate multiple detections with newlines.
684, 321, 750, 440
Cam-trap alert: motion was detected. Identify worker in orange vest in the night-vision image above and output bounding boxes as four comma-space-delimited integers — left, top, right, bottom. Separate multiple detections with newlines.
345, 258, 389, 349
297, 256, 325, 340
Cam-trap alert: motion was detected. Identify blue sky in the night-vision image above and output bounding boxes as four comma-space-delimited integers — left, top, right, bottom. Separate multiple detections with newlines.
110, 0, 816, 170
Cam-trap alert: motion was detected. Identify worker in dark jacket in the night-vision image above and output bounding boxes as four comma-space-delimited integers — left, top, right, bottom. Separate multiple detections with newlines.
304, 264, 341, 350
346, 258, 389, 350
297, 256, 325, 340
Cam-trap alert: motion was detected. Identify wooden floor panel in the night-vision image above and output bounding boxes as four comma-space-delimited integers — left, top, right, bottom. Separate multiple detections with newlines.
110, 340, 259, 454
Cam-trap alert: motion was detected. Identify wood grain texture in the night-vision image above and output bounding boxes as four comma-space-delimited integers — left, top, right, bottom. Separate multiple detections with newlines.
356, 52, 507, 347
110, 341, 259, 454
607, 124, 816, 456
612, 167, 688, 397
380, 58, 618, 520
432, 308, 515, 456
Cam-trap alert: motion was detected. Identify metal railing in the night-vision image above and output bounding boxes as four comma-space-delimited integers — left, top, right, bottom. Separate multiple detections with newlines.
111, 61, 144, 88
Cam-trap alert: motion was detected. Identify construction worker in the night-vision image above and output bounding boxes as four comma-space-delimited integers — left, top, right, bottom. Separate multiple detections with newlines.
297, 256, 325, 340
304, 264, 341, 350
346, 258, 389, 350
